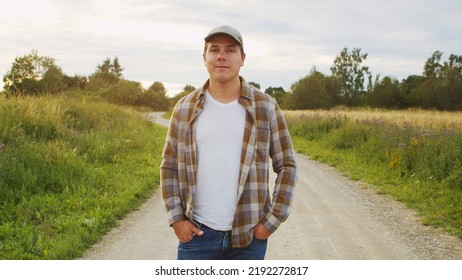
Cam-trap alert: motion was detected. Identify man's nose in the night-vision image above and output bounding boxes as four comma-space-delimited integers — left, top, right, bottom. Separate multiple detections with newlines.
217, 51, 227, 60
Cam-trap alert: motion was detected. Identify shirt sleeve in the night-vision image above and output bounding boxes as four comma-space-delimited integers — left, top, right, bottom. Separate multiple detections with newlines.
160, 108, 186, 226
261, 102, 297, 232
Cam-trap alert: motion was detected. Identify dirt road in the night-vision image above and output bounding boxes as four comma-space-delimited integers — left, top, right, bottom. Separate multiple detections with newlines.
83, 112, 462, 260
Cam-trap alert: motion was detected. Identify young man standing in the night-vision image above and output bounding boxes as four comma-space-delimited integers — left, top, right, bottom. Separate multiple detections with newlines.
161, 25, 297, 260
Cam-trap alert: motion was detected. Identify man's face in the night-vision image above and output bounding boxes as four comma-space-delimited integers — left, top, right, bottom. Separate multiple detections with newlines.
203, 34, 246, 85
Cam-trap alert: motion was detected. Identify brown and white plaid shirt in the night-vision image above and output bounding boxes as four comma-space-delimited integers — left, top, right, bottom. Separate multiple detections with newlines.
161, 77, 297, 248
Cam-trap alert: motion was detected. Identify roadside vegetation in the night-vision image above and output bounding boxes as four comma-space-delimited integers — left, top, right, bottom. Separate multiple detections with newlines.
285, 109, 462, 238
1, 47, 460, 259
0, 93, 166, 259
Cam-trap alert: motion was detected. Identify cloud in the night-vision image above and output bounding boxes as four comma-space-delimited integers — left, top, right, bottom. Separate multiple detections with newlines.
1, 0, 461, 95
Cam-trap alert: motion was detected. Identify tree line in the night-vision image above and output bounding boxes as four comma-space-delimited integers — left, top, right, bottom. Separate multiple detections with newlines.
1, 50, 174, 110
2, 48, 462, 111
279, 48, 462, 111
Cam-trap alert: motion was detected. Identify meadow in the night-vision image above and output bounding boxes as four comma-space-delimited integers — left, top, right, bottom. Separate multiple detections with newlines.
0, 93, 166, 259
285, 108, 462, 238
1, 94, 461, 259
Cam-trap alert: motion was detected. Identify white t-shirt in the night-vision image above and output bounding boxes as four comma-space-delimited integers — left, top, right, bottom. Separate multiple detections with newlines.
192, 91, 246, 231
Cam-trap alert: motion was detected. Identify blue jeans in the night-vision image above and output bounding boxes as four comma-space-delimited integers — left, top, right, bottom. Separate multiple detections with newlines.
177, 222, 268, 260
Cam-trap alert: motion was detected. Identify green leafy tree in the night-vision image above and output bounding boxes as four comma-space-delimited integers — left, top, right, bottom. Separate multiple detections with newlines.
148, 81, 167, 94
323, 75, 344, 107
62, 74, 87, 90
400, 75, 425, 108
410, 78, 443, 109
330, 47, 371, 106
367, 77, 402, 109
136, 81, 169, 110
446, 54, 462, 75
442, 54, 462, 110
112, 57, 124, 79
286, 71, 332, 110
41, 64, 65, 94
170, 85, 196, 106
413, 51, 462, 110
3, 50, 64, 94
423, 50, 443, 78
265, 86, 286, 106
87, 57, 124, 87
97, 58, 112, 73
249, 81, 261, 89
102, 80, 142, 106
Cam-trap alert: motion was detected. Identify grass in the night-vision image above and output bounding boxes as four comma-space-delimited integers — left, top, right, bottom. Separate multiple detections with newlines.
285, 108, 462, 238
2, 97, 460, 258
286, 108, 462, 131
0, 93, 167, 259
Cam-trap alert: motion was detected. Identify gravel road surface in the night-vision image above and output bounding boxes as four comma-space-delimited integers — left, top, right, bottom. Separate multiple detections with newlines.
83, 112, 462, 260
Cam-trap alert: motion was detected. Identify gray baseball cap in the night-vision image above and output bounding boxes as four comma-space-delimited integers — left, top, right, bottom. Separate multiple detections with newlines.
204, 25, 243, 48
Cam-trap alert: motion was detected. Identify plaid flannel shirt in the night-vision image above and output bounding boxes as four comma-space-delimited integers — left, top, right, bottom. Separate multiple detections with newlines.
161, 77, 297, 248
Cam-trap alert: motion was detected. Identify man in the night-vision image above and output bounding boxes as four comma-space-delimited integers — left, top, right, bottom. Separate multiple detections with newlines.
161, 25, 297, 260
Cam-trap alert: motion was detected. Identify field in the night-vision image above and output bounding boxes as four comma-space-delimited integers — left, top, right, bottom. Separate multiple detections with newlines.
286, 108, 462, 131
285, 108, 462, 238
1, 96, 461, 259
0, 93, 167, 259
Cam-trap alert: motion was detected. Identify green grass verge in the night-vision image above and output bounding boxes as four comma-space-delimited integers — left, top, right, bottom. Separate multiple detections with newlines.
0, 94, 167, 259
286, 112, 462, 238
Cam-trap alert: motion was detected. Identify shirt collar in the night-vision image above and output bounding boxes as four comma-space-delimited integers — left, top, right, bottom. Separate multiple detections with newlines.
196, 76, 254, 102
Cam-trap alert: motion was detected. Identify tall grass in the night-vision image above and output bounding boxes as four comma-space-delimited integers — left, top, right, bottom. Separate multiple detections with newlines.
285, 109, 462, 238
0, 93, 166, 259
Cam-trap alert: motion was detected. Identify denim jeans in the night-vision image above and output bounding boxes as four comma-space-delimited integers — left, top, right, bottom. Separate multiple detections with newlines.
177, 222, 267, 260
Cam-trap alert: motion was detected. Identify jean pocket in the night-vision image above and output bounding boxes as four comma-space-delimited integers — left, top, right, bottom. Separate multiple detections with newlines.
253, 235, 268, 243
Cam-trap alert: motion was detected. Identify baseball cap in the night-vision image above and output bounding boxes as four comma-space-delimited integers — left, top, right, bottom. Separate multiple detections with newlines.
204, 25, 244, 49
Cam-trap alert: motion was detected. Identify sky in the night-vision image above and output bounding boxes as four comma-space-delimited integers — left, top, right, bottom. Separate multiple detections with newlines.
1, 0, 461, 96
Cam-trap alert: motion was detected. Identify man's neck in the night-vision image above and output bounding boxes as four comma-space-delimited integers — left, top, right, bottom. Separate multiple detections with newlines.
207, 78, 241, 104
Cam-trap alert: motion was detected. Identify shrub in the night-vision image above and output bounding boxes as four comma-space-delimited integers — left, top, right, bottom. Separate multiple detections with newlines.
0, 94, 166, 259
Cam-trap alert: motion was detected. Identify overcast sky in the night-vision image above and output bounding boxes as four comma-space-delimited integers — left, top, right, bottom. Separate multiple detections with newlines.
1, 0, 461, 96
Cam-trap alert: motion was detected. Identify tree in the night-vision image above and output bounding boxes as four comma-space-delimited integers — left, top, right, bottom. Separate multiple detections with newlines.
441, 54, 462, 110
401, 75, 425, 108
323, 75, 344, 107
3, 50, 64, 94
423, 51, 443, 78
410, 78, 443, 109
148, 81, 166, 94
41, 64, 65, 94
97, 58, 112, 73
88, 56, 124, 86
136, 81, 169, 110
170, 85, 196, 105
62, 74, 87, 90
112, 57, 124, 79
286, 71, 332, 110
330, 47, 371, 106
413, 51, 462, 110
95, 56, 124, 78
103, 80, 142, 106
367, 77, 402, 109
249, 81, 261, 89
265, 86, 286, 106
